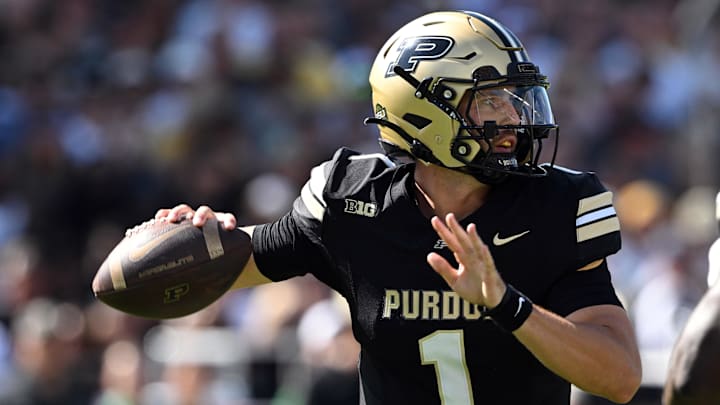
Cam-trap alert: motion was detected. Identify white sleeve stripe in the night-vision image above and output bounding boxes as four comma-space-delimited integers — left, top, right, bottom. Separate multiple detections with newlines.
577, 217, 620, 242
577, 191, 613, 216
308, 163, 329, 205
576, 206, 616, 227
348, 153, 396, 168
300, 183, 325, 221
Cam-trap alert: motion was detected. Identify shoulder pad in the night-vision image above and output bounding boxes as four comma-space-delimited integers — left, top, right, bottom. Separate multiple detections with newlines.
297, 148, 396, 222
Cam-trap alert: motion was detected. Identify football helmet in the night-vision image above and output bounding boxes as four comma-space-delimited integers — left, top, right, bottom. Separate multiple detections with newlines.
366, 11, 558, 184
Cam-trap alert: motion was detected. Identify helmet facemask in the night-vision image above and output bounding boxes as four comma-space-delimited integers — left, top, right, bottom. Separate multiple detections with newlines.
451, 80, 559, 184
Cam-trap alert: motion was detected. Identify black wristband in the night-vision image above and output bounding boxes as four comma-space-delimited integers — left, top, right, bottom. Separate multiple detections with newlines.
483, 284, 533, 332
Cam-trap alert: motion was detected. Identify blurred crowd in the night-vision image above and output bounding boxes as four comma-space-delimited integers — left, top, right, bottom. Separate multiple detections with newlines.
0, 0, 718, 404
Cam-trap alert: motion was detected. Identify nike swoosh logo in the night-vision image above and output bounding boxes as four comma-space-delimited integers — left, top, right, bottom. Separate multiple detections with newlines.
128, 226, 187, 262
492, 230, 530, 246
514, 297, 526, 317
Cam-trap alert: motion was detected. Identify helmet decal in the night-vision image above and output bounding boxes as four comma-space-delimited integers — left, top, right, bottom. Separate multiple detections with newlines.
386, 36, 455, 77
374, 104, 387, 119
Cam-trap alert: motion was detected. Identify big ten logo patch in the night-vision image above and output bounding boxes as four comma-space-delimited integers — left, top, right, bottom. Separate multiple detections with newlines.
344, 198, 378, 218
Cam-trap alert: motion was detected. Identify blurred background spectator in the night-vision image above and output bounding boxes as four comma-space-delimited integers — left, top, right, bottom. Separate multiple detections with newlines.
0, 0, 718, 403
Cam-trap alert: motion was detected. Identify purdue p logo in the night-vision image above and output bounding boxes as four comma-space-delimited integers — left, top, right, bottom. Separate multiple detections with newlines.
164, 283, 190, 303
386, 36, 454, 77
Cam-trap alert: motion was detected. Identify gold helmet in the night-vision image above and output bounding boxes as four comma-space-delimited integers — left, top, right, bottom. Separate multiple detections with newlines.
366, 11, 558, 184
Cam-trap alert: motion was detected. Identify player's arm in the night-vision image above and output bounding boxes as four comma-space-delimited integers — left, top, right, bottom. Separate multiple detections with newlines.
507, 174, 640, 402
514, 281, 641, 404
156, 205, 272, 289
428, 214, 641, 404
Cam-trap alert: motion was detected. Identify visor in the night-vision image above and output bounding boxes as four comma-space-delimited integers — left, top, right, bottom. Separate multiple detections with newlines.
462, 85, 555, 131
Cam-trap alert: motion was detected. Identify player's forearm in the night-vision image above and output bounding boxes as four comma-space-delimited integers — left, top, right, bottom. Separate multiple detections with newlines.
513, 304, 641, 404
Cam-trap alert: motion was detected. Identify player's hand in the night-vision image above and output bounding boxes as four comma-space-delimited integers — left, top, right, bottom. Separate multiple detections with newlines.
427, 213, 506, 308
155, 204, 237, 231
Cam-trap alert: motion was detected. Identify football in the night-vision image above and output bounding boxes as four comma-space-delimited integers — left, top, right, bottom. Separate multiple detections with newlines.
92, 216, 251, 319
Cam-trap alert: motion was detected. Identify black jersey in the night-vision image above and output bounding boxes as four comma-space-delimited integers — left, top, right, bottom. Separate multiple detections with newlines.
252, 147, 623, 405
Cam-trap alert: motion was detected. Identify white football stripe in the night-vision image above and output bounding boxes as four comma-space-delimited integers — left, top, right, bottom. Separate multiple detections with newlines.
203, 220, 225, 260
110, 252, 127, 290
576, 206, 616, 227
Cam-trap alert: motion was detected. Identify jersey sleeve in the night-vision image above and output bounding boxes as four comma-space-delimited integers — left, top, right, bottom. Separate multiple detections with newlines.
250, 148, 352, 293
571, 170, 621, 266
544, 168, 623, 316
545, 260, 622, 316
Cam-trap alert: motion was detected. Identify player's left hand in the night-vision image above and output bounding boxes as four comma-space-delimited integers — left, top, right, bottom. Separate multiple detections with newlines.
427, 213, 506, 308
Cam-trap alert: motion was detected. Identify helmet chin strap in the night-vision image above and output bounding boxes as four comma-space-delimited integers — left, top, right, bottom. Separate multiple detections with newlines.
456, 152, 512, 185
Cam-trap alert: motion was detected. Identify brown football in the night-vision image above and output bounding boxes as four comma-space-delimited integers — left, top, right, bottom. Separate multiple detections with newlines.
92, 217, 251, 319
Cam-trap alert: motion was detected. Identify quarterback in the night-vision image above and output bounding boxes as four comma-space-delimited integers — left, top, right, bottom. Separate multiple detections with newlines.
157, 10, 642, 404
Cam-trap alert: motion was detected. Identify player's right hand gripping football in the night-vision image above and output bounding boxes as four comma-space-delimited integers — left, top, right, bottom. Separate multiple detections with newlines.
154, 204, 271, 289
156, 204, 238, 231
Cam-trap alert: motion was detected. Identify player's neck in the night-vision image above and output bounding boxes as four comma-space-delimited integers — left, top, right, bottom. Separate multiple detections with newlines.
413, 162, 491, 220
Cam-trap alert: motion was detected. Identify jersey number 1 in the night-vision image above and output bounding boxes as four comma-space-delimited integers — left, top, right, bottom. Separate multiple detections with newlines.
419, 330, 474, 404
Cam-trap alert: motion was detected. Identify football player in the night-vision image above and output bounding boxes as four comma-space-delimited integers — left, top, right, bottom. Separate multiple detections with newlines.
156, 11, 642, 404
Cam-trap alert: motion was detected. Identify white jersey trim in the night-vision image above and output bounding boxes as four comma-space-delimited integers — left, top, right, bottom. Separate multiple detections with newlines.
300, 161, 330, 221
348, 153, 396, 168
549, 164, 583, 175
576, 206, 616, 227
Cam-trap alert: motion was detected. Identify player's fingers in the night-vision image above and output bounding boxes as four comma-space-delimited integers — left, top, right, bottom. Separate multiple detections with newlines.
215, 212, 238, 231
168, 204, 193, 222
193, 205, 217, 227
467, 224, 497, 273
430, 216, 462, 252
466, 223, 487, 254
481, 243, 495, 267
427, 252, 459, 286
467, 224, 494, 264
154, 208, 171, 219
445, 213, 474, 252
